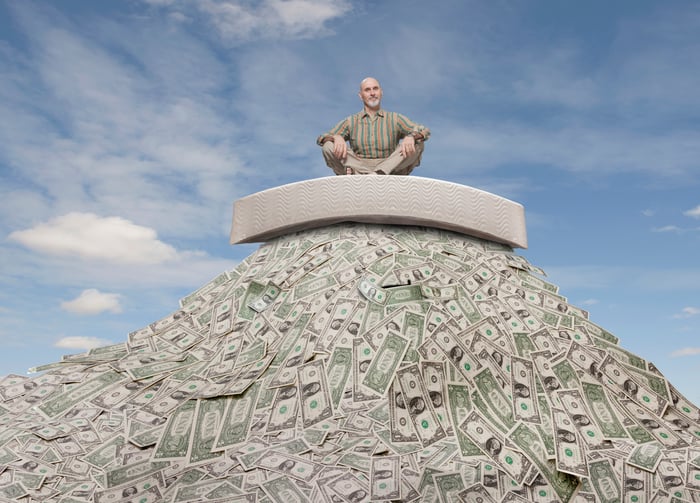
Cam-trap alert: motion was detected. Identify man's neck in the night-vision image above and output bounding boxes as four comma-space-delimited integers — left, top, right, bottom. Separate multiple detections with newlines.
364, 105, 381, 115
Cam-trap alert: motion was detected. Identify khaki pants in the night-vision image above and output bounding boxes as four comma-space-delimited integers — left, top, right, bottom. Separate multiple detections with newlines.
322, 141, 425, 175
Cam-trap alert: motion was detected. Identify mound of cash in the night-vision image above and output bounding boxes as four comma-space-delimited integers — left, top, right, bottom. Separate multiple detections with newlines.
1, 223, 699, 503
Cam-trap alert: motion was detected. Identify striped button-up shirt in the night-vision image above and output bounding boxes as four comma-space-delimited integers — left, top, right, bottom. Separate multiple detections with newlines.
318, 109, 430, 159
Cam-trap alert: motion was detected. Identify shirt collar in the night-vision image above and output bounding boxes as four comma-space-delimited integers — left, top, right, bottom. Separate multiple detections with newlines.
361, 108, 385, 118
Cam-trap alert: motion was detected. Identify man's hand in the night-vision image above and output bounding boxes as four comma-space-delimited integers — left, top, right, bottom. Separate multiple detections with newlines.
400, 135, 416, 157
331, 134, 347, 160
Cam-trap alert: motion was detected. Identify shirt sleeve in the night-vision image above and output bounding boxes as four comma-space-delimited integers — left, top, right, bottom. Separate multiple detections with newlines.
317, 118, 351, 146
395, 113, 430, 141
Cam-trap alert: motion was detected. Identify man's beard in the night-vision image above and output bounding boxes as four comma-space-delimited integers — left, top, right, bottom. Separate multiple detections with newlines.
366, 98, 380, 108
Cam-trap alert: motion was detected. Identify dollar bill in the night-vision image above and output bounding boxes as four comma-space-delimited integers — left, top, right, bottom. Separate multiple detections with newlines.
686, 461, 700, 491
293, 274, 338, 301
421, 360, 451, 433
369, 455, 401, 500
326, 346, 353, 409
616, 398, 688, 450
388, 382, 419, 443
551, 406, 588, 477
457, 483, 498, 503
622, 463, 652, 503
207, 335, 243, 379
104, 460, 169, 489
535, 393, 556, 458
188, 396, 227, 464
361, 332, 410, 396
446, 383, 481, 457
172, 479, 242, 502
588, 459, 622, 503
513, 332, 537, 358
327, 471, 370, 502
37, 370, 123, 418
255, 451, 324, 483
668, 383, 700, 422
458, 410, 532, 484
510, 355, 540, 424
600, 354, 668, 417
431, 325, 482, 384
626, 441, 663, 472
143, 377, 209, 416
579, 381, 628, 439
261, 476, 310, 503
433, 471, 466, 503
507, 422, 579, 503
236, 281, 266, 321
225, 353, 275, 395
358, 275, 387, 305
352, 337, 380, 402
395, 364, 447, 447
266, 384, 300, 433
286, 252, 333, 287
0, 483, 27, 500
127, 354, 200, 381
401, 310, 425, 362
313, 298, 358, 352
231, 339, 267, 370
94, 475, 163, 503
152, 400, 197, 460
297, 359, 333, 428
210, 297, 237, 337
473, 367, 515, 430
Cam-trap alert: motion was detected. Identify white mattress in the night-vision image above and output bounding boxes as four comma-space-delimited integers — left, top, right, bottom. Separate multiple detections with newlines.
230, 176, 528, 248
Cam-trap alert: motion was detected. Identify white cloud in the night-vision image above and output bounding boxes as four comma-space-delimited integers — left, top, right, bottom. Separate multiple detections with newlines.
54, 336, 114, 350
60, 289, 123, 315
652, 225, 682, 233
673, 307, 700, 319
641, 209, 654, 217
580, 299, 599, 306
670, 347, 700, 358
684, 205, 700, 218
144, 0, 352, 41
9, 213, 179, 265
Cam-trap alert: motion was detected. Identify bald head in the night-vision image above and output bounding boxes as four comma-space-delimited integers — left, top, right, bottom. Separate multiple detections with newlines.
360, 77, 381, 91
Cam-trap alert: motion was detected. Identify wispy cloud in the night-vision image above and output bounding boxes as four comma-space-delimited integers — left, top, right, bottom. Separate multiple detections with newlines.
641, 209, 655, 217
54, 336, 114, 350
652, 225, 683, 233
60, 289, 123, 315
580, 299, 599, 306
670, 347, 700, 358
684, 205, 700, 218
651, 225, 700, 234
141, 0, 352, 41
673, 307, 700, 319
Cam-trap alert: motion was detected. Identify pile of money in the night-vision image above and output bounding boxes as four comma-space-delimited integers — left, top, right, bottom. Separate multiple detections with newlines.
1, 222, 699, 503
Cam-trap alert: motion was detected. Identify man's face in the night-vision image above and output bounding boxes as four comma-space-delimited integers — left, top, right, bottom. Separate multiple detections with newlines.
359, 78, 382, 110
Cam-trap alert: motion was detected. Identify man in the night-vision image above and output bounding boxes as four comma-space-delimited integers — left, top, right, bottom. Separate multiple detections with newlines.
318, 77, 430, 175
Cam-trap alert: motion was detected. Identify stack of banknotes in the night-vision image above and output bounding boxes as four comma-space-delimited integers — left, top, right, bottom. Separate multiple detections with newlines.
0, 222, 698, 502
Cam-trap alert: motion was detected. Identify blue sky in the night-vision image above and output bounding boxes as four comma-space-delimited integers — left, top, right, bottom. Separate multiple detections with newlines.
1, 0, 698, 404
